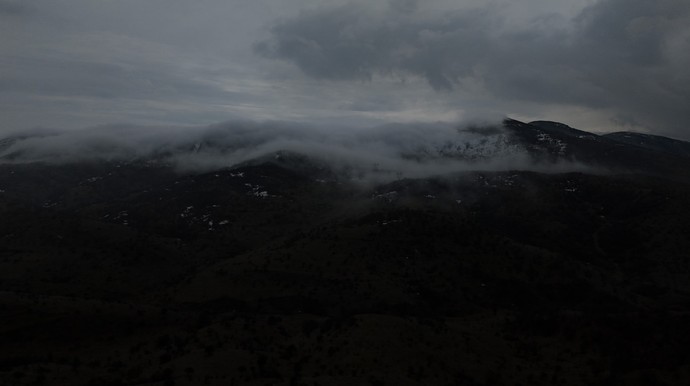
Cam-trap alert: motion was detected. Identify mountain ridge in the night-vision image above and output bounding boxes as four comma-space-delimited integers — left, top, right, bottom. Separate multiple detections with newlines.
2, 118, 690, 182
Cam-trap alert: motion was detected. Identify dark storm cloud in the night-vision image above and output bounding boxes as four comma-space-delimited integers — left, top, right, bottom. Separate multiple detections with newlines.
255, 3, 500, 90
256, 0, 690, 137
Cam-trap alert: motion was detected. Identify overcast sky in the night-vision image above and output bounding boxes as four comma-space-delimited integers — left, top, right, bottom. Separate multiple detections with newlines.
1, 0, 689, 139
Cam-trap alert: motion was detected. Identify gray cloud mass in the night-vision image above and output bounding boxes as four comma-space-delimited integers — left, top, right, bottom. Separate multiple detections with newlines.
257, 0, 690, 137
1, 0, 689, 139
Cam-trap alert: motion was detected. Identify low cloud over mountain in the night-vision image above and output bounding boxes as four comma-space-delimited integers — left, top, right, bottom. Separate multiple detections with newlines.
0, 118, 544, 181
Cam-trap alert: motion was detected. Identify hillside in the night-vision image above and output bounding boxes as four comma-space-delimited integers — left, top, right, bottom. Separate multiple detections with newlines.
1, 120, 690, 385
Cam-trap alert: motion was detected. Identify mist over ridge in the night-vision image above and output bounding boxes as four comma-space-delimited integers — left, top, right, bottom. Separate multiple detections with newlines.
0, 117, 607, 183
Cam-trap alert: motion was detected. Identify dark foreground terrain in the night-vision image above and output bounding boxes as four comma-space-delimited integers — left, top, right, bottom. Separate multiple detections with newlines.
1, 120, 690, 385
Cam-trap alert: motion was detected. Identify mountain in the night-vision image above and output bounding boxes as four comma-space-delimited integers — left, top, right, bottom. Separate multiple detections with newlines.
603, 131, 690, 158
1, 120, 690, 385
511, 119, 690, 181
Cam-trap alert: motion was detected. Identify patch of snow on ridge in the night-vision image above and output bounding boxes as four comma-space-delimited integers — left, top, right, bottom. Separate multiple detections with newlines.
404, 132, 523, 162
536, 133, 567, 155
245, 183, 273, 198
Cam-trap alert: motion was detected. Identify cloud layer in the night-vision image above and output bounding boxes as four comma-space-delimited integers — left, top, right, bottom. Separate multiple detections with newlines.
257, 0, 690, 137
2, 119, 573, 183
1, 0, 688, 139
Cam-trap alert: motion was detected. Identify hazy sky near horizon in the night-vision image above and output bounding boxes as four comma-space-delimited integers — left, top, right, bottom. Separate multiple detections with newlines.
1, 0, 689, 138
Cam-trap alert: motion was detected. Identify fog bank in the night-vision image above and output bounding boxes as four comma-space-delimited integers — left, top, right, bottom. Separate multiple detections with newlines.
0, 118, 592, 182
